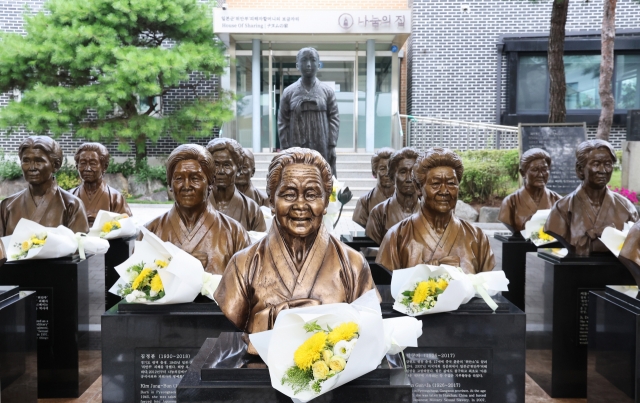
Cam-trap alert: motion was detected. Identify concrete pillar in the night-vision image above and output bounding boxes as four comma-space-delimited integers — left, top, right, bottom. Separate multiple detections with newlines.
366, 39, 375, 153
622, 141, 640, 193
252, 39, 261, 152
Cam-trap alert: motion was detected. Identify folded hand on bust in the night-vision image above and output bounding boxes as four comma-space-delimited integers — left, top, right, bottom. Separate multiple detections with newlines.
425, 255, 461, 267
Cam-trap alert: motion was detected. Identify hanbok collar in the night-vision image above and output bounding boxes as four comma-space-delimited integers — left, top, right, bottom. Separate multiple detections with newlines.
167, 204, 218, 253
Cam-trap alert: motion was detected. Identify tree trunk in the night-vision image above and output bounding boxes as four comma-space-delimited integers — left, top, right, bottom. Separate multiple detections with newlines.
134, 134, 147, 167
596, 0, 617, 141
548, 0, 569, 123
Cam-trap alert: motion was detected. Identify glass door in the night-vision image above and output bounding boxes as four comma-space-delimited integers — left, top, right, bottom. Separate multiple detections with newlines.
269, 52, 357, 152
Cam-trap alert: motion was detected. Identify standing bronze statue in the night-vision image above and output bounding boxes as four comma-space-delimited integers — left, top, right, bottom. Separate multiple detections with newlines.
207, 138, 266, 232
377, 147, 495, 274
236, 148, 270, 208
544, 140, 639, 256
498, 148, 561, 234
143, 144, 250, 274
365, 147, 420, 245
0, 136, 89, 236
352, 148, 395, 228
214, 148, 378, 354
70, 143, 132, 226
277, 48, 340, 176
620, 221, 640, 287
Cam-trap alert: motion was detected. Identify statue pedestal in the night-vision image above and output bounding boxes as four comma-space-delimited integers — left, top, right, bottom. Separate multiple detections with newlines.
0, 286, 37, 403
0, 255, 101, 398
525, 250, 635, 398
340, 232, 379, 250
177, 333, 411, 403
587, 286, 640, 403
494, 232, 561, 311
101, 299, 235, 403
104, 236, 136, 310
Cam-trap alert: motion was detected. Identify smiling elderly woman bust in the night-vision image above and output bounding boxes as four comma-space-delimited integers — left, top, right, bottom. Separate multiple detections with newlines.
498, 148, 562, 235
0, 136, 89, 236
544, 140, 639, 256
214, 148, 378, 353
377, 147, 495, 274
143, 144, 250, 274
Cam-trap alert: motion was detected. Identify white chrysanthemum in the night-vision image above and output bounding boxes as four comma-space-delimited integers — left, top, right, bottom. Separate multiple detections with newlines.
333, 340, 354, 360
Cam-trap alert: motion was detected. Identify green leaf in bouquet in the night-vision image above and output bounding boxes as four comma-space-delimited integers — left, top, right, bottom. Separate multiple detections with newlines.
303, 320, 323, 333
402, 291, 412, 296
282, 366, 313, 395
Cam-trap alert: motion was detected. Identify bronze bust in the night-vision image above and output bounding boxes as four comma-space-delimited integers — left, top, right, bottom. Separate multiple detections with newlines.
143, 144, 251, 274
620, 221, 640, 287
207, 138, 266, 232
498, 148, 561, 234
214, 148, 378, 353
365, 147, 421, 244
70, 142, 132, 226
0, 136, 89, 236
236, 148, 270, 208
377, 147, 496, 274
544, 140, 639, 256
352, 147, 395, 228
277, 48, 340, 176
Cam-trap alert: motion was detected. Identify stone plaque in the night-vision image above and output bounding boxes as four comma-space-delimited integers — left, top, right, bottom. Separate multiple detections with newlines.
135, 347, 199, 403
578, 288, 589, 346
627, 109, 640, 141
33, 288, 53, 345
405, 347, 492, 403
519, 123, 587, 195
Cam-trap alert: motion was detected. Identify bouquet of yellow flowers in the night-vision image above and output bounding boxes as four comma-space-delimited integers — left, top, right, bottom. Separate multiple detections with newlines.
10, 233, 47, 260
600, 222, 635, 257
4, 218, 79, 261
521, 209, 556, 246
89, 210, 136, 240
249, 289, 422, 402
399, 274, 451, 314
109, 228, 221, 304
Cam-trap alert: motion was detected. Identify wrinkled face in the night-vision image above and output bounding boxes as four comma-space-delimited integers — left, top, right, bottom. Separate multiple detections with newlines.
297, 50, 319, 79
394, 158, 417, 197
274, 164, 327, 239
172, 160, 210, 209
76, 151, 104, 183
580, 149, 613, 190
523, 158, 550, 190
212, 149, 237, 188
422, 166, 459, 215
21, 148, 55, 186
376, 158, 393, 189
236, 157, 252, 186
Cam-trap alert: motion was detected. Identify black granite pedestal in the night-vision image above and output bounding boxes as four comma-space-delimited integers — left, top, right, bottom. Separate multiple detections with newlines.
494, 232, 560, 311
587, 286, 640, 403
525, 250, 635, 398
177, 333, 411, 403
340, 231, 379, 250
0, 254, 102, 398
0, 286, 37, 403
104, 236, 136, 310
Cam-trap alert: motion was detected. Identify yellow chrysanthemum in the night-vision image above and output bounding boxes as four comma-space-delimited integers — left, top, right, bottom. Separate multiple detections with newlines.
538, 227, 553, 242
150, 274, 163, 292
132, 268, 153, 290
413, 281, 429, 303
21, 240, 33, 251
113, 221, 121, 230
617, 242, 624, 251
327, 322, 359, 345
32, 237, 45, 246
155, 259, 169, 269
426, 279, 438, 295
102, 222, 113, 233
436, 278, 449, 291
293, 332, 327, 370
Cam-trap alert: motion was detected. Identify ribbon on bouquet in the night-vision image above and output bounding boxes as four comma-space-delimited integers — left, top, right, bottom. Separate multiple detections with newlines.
457, 268, 498, 312
75, 233, 87, 260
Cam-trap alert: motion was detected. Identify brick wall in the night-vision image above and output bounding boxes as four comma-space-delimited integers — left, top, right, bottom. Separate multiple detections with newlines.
408, 0, 640, 152
225, 0, 409, 9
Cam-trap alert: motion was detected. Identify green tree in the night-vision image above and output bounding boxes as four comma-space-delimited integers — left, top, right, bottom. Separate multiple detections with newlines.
0, 0, 233, 164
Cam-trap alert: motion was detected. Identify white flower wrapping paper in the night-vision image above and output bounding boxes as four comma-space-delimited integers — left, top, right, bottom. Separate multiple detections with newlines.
260, 206, 273, 231
600, 222, 635, 257
2, 218, 109, 260
108, 227, 212, 304
249, 289, 422, 403
89, 210, 137, 239
248, 231, 268, 244
322, 176, 346, 233
520, 209, 556, 246
390, 264, 510, 315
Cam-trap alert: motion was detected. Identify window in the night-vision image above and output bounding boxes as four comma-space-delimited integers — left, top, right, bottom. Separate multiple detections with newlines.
616, 54, 640, 109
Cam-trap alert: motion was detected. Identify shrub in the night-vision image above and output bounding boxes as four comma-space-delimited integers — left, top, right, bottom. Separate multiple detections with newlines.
133, 159, 167, 186
106, 158, 136, 177
458, 160, 510, 204
610, 186, 638, 204
55, 159, 80, 190
0, 152, 22, 180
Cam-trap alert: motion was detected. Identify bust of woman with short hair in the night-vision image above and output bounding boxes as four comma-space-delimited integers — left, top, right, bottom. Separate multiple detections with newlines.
214, 148, 378, 352
70, 142, 132, 226
544, 140, 639, 256
377, 147, 495, 274
498, 148, 562, 234
143, 144, 250, 274
353, 147, 395, 228
0, 136, 89, 236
